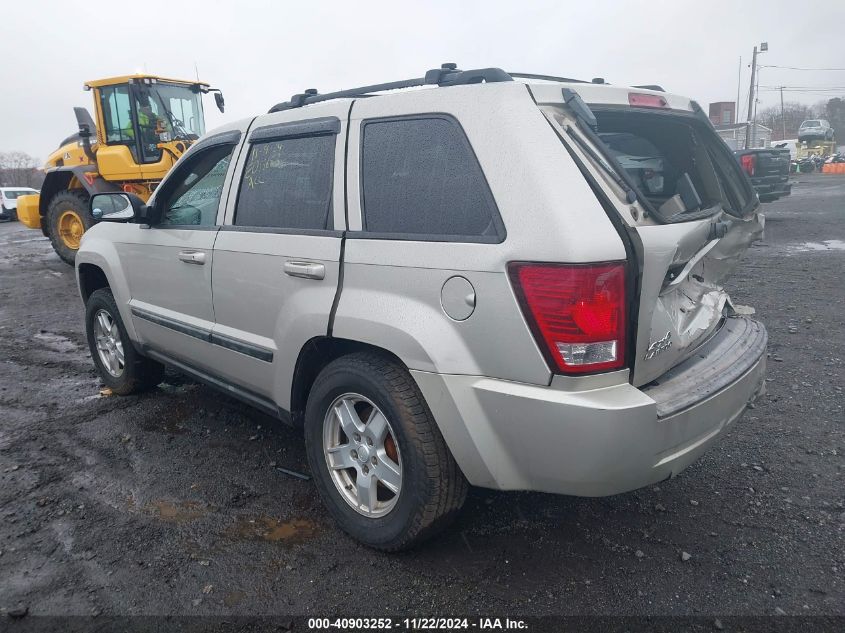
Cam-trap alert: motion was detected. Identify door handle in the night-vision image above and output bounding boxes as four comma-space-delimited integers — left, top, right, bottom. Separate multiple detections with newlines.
283, 260, 325, 280
178, 250, 206, 265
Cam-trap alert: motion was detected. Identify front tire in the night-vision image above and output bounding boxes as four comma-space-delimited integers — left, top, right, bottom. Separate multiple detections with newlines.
85, 288, 164, 395
47, 190, 94, 265
304, 352, 467, 551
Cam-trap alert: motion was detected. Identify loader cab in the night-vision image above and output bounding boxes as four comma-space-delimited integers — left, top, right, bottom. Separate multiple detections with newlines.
87, 75, 210, 179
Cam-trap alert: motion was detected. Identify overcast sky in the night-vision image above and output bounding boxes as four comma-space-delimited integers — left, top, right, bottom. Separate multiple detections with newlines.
3, 0, 843, 162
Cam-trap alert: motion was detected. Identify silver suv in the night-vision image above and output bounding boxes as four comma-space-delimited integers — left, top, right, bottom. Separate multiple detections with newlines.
798, 119, 834, 143
76, 66, 767, 551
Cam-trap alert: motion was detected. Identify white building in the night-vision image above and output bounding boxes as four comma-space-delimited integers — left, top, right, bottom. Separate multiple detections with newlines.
714, 123, 772, 150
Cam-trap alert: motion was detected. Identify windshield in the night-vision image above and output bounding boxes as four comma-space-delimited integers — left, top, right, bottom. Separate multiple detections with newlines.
137, 83, 206, 140
801, 120, 820, 128
3, 189, 36, 199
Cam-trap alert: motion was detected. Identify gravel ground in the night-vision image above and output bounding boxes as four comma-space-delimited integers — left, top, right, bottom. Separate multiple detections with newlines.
0, 174, 842, 618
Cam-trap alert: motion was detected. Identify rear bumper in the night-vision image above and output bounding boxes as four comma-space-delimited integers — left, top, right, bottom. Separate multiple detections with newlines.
412, 316, 767, 497
751, 177, 791, 199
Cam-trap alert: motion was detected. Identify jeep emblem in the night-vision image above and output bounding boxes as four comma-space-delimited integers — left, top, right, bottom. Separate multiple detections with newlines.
644, 331, 672, 360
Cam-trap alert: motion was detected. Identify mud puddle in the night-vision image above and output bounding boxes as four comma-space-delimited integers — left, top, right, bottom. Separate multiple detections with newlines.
33, 331, 79, 353
787, 239, 845, 253
145, 500, 210, 523
226, 517, 318, 544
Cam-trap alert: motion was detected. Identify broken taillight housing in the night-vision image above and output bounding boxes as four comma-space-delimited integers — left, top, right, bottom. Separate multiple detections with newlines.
740, 153, 756, 176
509, 262, 627, 374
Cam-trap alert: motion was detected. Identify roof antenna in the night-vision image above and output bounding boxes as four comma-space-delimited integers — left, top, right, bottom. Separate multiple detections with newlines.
194, 62, 200, 82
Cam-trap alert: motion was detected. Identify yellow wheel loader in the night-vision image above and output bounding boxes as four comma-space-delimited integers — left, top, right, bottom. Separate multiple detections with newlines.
17, 74, 224, 264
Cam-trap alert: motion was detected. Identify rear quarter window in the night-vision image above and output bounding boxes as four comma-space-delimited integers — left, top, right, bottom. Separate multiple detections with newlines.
360, 115, 504, 241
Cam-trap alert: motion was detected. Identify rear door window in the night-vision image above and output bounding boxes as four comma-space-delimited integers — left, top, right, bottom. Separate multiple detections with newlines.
360, 116, 503, 241
235, 135, 335, 230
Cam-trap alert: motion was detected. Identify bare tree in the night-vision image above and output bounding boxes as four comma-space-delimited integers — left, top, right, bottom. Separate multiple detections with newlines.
756, 102, 818, 141
819, 98, 845, 142
0, 151, 44, 188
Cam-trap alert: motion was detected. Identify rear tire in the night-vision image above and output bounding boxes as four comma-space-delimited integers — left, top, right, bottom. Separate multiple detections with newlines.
47, 190, 94, 265
85, 288, 164, 395
304, 352, 467, 551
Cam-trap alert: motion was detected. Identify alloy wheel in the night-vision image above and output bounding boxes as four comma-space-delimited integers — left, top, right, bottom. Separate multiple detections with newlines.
322, 393, 402, 517
93, 309, 124, 377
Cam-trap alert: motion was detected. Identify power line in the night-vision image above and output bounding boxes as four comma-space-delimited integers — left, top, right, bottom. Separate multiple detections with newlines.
759, 85, 845, 90
758, 65, 845, 71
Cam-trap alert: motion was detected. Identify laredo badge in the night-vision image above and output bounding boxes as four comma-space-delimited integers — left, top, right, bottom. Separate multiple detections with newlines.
644, 331, 672, 360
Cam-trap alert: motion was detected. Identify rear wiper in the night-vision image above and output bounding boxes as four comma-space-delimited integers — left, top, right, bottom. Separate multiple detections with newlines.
561, 88, 598, 131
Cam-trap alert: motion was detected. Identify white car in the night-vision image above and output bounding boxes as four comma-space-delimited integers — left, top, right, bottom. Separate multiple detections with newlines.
0, 187, 39, 221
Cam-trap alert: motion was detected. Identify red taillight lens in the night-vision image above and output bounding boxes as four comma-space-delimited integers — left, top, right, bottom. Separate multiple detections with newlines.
740, 154, 756, 176
628, 93, 668, 108
509, 262, 627, 374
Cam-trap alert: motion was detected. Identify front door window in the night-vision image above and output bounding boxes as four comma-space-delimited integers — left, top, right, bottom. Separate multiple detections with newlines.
156, 144, 234, 226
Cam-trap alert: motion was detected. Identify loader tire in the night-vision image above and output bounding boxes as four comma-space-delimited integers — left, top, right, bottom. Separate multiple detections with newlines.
47, 191, 93, 265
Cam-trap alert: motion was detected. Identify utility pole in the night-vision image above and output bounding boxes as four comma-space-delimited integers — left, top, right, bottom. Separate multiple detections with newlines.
752, 67, 761, 146
745, 42, 768, 149
745, 46, 757, 149
736, 56, 742, 124
780, 86, 786, 140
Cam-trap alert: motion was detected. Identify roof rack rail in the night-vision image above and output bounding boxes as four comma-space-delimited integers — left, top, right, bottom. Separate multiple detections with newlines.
508, 72, 588, 84
268, 64, 513, 113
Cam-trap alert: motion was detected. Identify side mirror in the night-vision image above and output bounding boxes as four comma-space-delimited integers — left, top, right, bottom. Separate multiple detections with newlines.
90, 192, 147, 223
214, 91, 225, 113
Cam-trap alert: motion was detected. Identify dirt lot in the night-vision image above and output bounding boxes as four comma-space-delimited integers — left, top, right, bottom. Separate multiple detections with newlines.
0, 174, 842, 618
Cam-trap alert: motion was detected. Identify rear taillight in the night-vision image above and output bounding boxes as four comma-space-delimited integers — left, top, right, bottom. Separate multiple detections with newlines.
740, 154, 756, 176
628, 92, 668, 108
509, 262, 627, 374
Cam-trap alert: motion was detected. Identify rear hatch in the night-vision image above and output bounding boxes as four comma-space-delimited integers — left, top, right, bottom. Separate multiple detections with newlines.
531, 84, 764, 387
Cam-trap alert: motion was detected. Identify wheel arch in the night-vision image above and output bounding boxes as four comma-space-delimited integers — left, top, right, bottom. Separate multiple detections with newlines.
289, 337, 407, 427
39, 167, 120, 232
77, 263, 111, 303
38, 171, 74, 233
74, 246, 139, 342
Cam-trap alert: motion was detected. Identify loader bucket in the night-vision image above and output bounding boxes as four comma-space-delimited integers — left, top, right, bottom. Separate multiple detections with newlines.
16, 194, 41, 229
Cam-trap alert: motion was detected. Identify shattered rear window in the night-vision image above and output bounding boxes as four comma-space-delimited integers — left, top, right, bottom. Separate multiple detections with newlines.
592, 109, 754, 221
